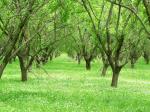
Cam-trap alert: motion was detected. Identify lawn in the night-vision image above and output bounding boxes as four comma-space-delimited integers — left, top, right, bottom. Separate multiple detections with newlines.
0, 54, 150, 112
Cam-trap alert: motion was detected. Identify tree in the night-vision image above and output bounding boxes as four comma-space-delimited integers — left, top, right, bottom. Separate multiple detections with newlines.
0, 0, 36, 79
143, 0, 150, 25
100, 50, 109, 76
0, 0, 63, 81
143, 39, 150, 64
80, 0, 143, 87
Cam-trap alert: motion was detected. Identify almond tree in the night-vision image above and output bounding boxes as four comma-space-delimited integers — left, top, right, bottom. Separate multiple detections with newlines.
0, 0, 36, 79
80, 0, 143, 87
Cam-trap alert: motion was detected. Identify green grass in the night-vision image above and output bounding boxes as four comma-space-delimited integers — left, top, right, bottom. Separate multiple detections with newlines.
0, 54, 150, 112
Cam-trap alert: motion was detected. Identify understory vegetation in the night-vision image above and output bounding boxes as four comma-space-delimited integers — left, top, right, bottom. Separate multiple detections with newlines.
0, 55, 150, 112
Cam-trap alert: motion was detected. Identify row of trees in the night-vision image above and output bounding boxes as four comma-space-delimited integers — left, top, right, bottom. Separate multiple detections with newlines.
0, 0, 65, 81
0, 0, 150, 87
78, 0, 150, 87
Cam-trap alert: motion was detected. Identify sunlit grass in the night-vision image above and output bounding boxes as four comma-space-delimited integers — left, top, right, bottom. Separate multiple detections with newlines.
0, 54, 150, 112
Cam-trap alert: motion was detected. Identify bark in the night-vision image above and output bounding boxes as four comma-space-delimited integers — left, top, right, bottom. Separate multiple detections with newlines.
0, 63, 8, 79
27, 57, 34, 72
18, 56, 28, 81
101, 63, 109, 76
111, 67, 121, 87
101, 49, 109, 76
85, 59, 91, 70
78, 58, 81, 64
77, 54, 81, 64
0, 54, 10, 79
144, 53, 149, 64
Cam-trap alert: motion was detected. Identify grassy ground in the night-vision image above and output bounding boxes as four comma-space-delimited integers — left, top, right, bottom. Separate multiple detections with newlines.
0, 54, 150, 112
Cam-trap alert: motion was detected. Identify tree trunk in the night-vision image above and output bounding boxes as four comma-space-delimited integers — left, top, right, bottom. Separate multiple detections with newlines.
131, 58, 135, 68
49, 52, 53, 61
21, 67, 27, 82
77, 55, 81, 65
27, 57, 34, 72
50, 55, 53, 61
18, 56, 28, 81
111, 68, 121, 88
35, 57, 41, 68
0, 55, 10, 79
101, 63, 109, 76
78, 58, 81, 64
85, 59, 91, 70
146, 59, 149, 64
144, 54, 149, 64
0, 63, 8, 79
